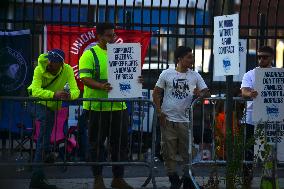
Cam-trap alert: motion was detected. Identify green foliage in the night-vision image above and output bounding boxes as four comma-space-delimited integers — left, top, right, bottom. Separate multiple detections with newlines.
206, 107, 280, 189
212, 110, 256, 189
210, 111, 249, 189
224, 117, 246, 189
254, 122, 280, 189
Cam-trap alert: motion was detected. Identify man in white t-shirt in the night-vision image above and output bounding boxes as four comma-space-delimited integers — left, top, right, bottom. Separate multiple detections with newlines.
240, 45, 274, 186
153, 46, 210, 189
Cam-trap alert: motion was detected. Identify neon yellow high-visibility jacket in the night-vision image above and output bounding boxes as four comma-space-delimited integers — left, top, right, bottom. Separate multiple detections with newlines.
27, 53, 80, 110
79, 45, 126, 111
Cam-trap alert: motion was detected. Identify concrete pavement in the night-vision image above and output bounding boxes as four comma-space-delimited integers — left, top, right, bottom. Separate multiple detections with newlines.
1, 160, 284, 188
1, 176, 284, 189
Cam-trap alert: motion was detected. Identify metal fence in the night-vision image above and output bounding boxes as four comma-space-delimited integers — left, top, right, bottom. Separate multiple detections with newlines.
0, 96, 158, 188
0, 0, 284, 93
190, 97, 284, 188
1, 97, 284, 188
1, 1, 284, 188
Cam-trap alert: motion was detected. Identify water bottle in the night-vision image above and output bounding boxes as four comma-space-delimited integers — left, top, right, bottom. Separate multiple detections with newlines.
64, 82, 70, 94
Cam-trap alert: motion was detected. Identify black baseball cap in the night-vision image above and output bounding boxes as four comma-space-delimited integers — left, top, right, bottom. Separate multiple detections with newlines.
45, 49, 65, 63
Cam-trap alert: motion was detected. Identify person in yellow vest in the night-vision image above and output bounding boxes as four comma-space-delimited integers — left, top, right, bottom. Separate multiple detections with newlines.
79, 23, 134, 189
28, 49, 80, 189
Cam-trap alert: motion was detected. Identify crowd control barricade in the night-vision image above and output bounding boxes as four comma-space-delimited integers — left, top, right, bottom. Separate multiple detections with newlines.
0, 96, 158, 188
189, 97, 284, 188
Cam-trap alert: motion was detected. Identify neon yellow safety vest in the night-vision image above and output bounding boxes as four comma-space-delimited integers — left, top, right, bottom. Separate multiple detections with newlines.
79, 45, 126, 111
28, 53, 80, 110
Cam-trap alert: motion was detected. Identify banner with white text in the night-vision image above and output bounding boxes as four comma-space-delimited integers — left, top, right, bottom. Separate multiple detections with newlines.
45, 25, 151, 90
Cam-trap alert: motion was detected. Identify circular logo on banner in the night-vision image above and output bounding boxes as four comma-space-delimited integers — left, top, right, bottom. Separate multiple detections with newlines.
0, 47, 27, 92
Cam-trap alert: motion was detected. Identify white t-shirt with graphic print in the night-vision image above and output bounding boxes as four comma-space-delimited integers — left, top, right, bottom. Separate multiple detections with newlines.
155, 68, 207, 123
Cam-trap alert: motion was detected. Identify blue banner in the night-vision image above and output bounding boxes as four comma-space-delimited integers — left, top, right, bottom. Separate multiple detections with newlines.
0, 30, 32, 96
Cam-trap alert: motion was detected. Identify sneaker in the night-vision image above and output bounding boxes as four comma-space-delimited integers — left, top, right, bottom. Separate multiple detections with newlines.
111, 178, 133, 189
93, 175, 106, 189
29, 178, 57, 189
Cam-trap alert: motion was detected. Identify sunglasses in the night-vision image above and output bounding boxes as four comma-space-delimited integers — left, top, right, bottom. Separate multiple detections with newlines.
258, 55, 270, 60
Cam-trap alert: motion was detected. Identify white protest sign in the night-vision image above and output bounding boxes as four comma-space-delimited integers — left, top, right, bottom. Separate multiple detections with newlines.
213, 39, 246, 81
107, 43, 142, 98
131, 89, 154, 132
254, 121, 284, 161
253, 68, 284, 122
68, 105, 83, 127
213, 13, 239, 76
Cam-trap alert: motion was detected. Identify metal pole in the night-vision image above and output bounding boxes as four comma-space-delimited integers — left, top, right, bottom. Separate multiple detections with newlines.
125, 11, 131, 30
224, 0, 234, 188
259, 13, 266, 48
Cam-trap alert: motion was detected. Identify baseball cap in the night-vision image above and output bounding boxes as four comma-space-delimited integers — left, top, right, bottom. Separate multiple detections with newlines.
45, 49, 65, 63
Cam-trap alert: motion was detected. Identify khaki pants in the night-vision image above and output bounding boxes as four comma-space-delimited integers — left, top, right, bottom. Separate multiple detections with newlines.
160, 120, 191, 175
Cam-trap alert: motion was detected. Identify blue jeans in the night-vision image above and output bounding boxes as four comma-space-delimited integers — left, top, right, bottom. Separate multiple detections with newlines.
77, 109, 89, 160
28, 103, 55, 176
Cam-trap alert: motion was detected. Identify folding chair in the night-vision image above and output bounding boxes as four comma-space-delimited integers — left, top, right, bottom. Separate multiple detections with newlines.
33, 107, 78, 171
0, 100, 33, 161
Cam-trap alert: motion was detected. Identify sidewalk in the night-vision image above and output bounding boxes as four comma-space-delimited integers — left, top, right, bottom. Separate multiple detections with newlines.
1, 176, 284, 189
1, 160, 284, 188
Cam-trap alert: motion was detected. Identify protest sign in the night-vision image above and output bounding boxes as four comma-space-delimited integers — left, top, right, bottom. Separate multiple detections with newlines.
68, 105, 83, 127
213, 39, 246, 81
130, 89, 154, 132
213, 14, 239, 76
254, 121, 284, 161
253, 68, 284, 122
107, 43, 142, 98
253, 68, 284, 161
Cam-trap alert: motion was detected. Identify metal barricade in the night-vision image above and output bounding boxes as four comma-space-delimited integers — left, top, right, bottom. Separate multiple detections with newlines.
0, 96, 158, 188
189, 97, 284, 188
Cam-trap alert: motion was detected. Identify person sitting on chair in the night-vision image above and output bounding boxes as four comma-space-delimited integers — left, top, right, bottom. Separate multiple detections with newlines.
28, 48, 80, 189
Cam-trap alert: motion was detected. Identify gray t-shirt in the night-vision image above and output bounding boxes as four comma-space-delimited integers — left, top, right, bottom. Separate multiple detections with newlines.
155, 68, 207, 122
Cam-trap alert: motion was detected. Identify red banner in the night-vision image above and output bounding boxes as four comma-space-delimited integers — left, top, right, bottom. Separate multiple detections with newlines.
45, 25, 151, 90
